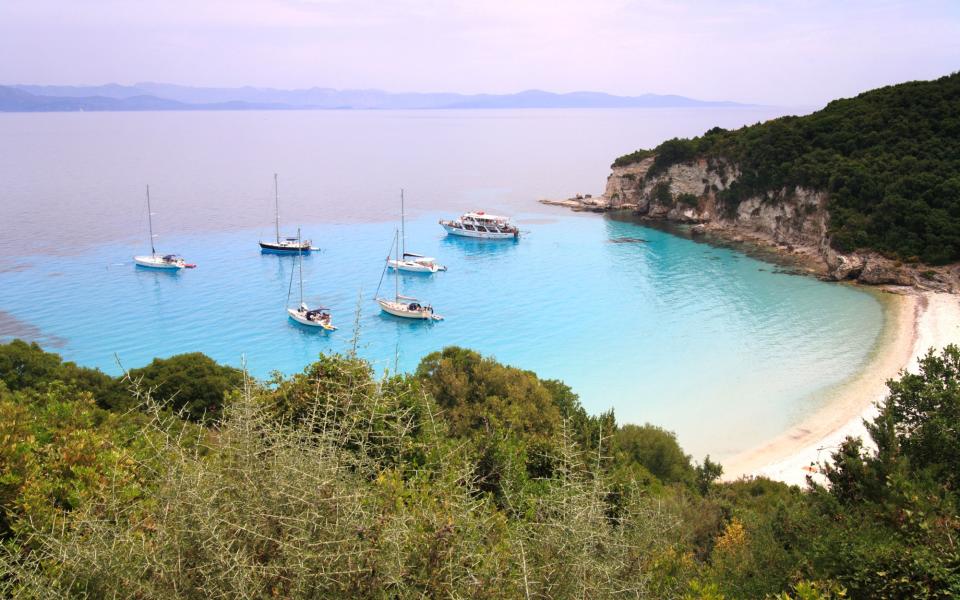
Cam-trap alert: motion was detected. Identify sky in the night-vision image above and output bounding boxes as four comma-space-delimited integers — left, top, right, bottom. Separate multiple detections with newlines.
0, 0, 958, 106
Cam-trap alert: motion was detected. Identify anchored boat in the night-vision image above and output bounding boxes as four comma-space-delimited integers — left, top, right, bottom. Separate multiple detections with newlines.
388, 189, 447, 273
133, 185, 196, 270
439, 211, 519, 239
260, 174, 315, 253
376, 229, 443, 321
286, 229, 335, 331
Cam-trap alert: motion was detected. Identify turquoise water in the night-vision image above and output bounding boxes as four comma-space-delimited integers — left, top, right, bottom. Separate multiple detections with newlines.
0, 211, 883, 459
0, 108, 884, 458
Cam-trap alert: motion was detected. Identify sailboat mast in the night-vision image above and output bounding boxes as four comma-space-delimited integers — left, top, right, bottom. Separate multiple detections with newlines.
395, 229, 400, 301
400, 188, 405, 257
146, 184, 156, 256
297, 228, 304, 306
274, 173, 281, 244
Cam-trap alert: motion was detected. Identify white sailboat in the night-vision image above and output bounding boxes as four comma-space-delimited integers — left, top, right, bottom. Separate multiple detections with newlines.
133, 185, 195, 270
376, 229, 443, 321
286, 229, 336, 330
260, 174, 314, 253
387, 189, 446, 273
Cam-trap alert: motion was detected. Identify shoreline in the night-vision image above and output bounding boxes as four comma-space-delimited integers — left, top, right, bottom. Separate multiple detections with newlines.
721, 289, 960, 486
540, 200, 960, 485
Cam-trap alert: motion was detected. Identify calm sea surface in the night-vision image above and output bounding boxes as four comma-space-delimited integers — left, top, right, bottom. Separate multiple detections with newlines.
0, 107, 884, 459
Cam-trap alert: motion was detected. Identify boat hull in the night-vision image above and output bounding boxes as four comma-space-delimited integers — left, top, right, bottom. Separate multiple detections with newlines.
287, 308, 336, 330
441, 223, 517, 239
260, 241, 313, 253
134, 256, 186, 270
377, 299, 441, 320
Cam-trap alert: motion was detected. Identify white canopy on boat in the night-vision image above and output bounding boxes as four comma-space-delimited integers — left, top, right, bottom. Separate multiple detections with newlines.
463, 212, 510, 222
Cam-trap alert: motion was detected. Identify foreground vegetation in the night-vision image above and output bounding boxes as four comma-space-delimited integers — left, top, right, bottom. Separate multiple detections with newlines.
1, 339, 959, 598
614, 72, 960, 264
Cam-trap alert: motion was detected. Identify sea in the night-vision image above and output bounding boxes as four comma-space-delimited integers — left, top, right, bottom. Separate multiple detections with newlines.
0, 107, 885, 459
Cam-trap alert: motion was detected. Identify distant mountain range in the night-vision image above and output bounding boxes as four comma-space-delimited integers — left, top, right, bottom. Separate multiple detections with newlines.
0, 83, 750, 112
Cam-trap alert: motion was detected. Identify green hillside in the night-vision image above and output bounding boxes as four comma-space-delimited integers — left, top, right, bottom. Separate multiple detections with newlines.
2, 340, 960, 598
615, 73, 960, 264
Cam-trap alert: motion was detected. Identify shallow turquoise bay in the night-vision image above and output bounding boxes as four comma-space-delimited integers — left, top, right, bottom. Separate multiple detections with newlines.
0, 108, 885, 458
0, 211, 883, 459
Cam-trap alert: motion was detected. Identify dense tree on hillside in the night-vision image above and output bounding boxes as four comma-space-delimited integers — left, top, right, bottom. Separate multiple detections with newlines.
813, 345, 960, 598
0, 340, 126, 409
614, 72, 960, 264
127, 352, 244, 423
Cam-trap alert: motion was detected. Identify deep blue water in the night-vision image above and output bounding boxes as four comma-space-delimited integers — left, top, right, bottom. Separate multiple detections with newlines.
0, 210, 883, 458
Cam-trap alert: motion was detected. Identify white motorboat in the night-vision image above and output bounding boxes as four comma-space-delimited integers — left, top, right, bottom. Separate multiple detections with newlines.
375, 229, 443, 321
260, 174, 315, 253
133, 185, 196, 270
439, 211, 519, 239
286, 229, 335, 330
387, 189, 447, 273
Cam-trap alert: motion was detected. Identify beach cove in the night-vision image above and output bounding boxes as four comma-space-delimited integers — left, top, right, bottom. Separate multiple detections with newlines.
725, 289, 960, 485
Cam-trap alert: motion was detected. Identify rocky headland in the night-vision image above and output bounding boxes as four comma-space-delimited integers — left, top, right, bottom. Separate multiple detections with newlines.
542, 154, 959, 291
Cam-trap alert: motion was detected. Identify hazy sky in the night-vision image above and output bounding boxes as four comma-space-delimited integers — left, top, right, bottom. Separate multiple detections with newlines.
1, 0, 957, 105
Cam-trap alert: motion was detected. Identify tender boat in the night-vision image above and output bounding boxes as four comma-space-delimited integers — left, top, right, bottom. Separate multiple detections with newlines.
260, 174, 315, 253
376, 229, 443, 321
286, 229, 335, 331
439, 211, 519, 239
387, 189, 447, 273
134, 185, 196, 270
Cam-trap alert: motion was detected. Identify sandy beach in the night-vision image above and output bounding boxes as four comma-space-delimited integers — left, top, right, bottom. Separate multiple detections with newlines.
722, 289, 960, 486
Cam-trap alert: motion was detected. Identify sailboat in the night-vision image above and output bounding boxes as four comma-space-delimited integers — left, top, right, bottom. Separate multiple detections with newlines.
286, 229, 336, 330
387, 189, 446, 273
133, 185, 196, 270
376, 229, 443, 320
260, 174, 314, 253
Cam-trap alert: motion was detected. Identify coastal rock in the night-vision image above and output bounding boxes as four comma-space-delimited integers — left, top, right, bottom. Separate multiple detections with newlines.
858, 256, 914, 286
825, 252, 865, 281
603, 158, 655, 211
544, 153, 960, 291
597, 156, 919, 287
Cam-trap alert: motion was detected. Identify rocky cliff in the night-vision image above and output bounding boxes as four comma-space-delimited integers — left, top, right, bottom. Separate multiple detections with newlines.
572, 157, 953, 290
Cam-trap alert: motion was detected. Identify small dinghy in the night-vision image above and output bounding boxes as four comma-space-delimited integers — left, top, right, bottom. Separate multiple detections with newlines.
376, 229, 443, 321
387, 189, 447, 273
286, 229, 336, 331
133, 185, 196, 270
260, 174, 315, 253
